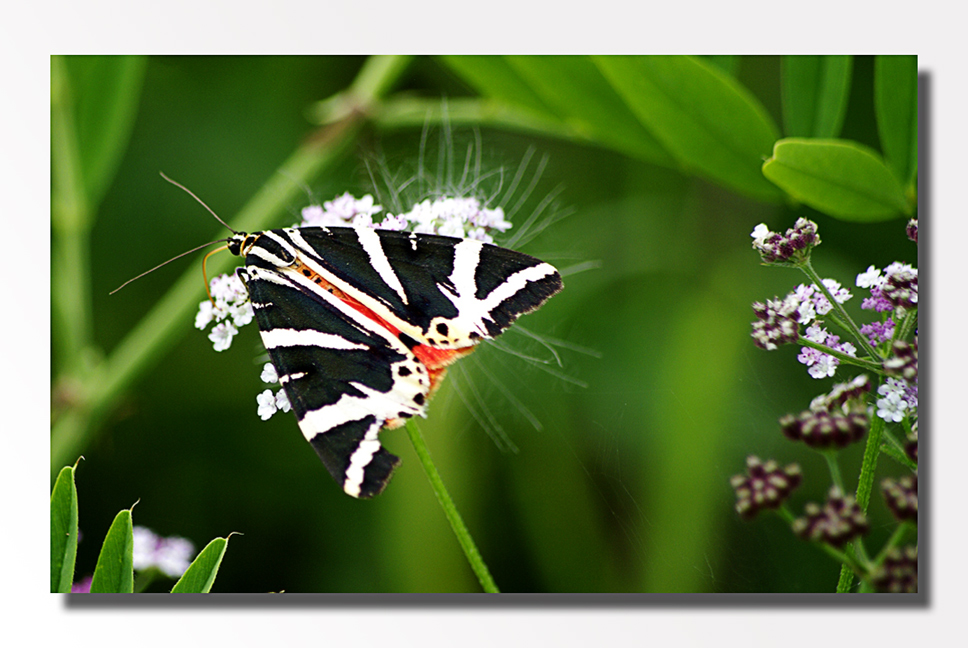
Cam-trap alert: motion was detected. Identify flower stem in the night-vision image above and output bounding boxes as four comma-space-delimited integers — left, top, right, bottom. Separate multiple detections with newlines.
404, 420, 499, 593
800, 260, 881, 361
796, 337, 881, 371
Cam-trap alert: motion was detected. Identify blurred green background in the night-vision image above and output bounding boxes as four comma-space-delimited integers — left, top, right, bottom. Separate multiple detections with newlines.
51, 55, 916, 592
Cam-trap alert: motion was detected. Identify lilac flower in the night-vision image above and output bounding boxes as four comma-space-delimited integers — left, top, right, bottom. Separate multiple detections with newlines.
256, 363, 291, 420
859, 317, 896, 346
299, 193, 383, 227
751, 295, 800, 350
856, 262, 918, 312
132, 526, 194, 579
71, 576, 93, 593
798, 325, 856, 379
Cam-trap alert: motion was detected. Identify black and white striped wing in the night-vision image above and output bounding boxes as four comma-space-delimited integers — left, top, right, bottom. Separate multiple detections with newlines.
238, 263, 430, 498
279, 227, 563, 347
232, 226, 563, 498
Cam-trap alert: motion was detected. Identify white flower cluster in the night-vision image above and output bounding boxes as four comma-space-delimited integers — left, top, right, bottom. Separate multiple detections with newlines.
194, 273, 254, 351
132, 526, 194, 578
876, 377, 918, 423
256, 362, 291, 420
299, 193, 512, 244
799, 324, 857, 379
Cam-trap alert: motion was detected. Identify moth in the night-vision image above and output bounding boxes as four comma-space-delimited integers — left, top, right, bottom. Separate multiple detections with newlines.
228, 225, 562, 497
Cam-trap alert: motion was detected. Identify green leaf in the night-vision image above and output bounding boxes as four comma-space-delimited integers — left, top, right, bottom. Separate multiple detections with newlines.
62, 55, 147, 208
502, 56, 676, 166
875, 55, 918, 186
700, 55, 739, 77
762, 138, 910, 221
89, 508, 135, 593
782, 55, 852, 138
594, 55, 783, 201
170, 536, 233, 593
439, 55, 675, 167
439, 56, 559, 118
50, 465, 79, 593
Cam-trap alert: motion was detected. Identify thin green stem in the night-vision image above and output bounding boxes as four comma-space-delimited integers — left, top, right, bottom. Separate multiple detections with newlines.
797, 337, 881, 371
51, 55, 94, 375
404, 420, 499, 593
822, 451, 844, 493
800, 259, 880, 361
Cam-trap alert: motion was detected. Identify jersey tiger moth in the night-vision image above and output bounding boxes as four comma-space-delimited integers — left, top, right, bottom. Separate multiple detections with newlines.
226, 225, 563, 498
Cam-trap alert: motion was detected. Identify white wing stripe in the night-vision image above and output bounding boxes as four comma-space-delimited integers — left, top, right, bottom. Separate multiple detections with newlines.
356, 227, 409, 305
260, 328, 368, 351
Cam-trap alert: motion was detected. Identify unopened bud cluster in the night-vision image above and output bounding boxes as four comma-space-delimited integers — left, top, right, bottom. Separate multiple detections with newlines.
881, 475, 918, 522
791, 488, 869, 548
730, 456, 802, 519
871, 545, 918, 593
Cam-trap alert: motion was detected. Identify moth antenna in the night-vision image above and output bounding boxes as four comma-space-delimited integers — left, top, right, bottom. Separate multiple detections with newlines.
109, 239, 229, 294
202, 244, 230, 304
159, 171, 238, 234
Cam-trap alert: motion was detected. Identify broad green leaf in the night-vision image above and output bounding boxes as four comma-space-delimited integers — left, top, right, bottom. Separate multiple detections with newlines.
762, 138, 910, 221
782, 55, 852, 138
503, 56, 676, 166
170, 536, 232, 593
89, 508, 135, 593
875, 55, 918, 186
439, 56, 675, 167
439, 56, 559, 118
594, 55, 783, 201
701, 55, 739, 77
50, 465, 79, 593
62, 55, 147, 209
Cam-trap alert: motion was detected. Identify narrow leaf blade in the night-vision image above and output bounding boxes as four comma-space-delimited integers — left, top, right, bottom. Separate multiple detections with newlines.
782, 55, 852, 138
50, 466, 79, 593
875, 55, 918, 186
170, 536, 232, 594
89, 509, 135, 593
64, 55, 147, 208
595, 55, 783, 201
762, 138, 910, 221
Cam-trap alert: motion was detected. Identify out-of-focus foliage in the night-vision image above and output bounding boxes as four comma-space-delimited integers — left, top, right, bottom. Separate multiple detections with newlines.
51, 55, 917, 592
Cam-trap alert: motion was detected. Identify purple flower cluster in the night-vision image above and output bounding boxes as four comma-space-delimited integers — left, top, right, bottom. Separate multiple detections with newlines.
871, 545, 918, 593
797, 324, 857, 379
881, 475, 917, 522
791, 487, 869, 548
856, 263, 918, 313
750, 218, 820, 264
730, 456, 802, 519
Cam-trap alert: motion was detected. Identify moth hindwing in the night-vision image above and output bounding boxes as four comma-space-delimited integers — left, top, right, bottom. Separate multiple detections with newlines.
228, 226, 563, 498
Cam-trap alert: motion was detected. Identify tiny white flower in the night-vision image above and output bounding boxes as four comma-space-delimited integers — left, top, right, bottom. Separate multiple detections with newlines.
751, 223, 771, 243
275, 389, 291, 413
821, 278, 853, 304
856, 265, 883, 289
230, 302, 254, 328
155, 536, 195, 578
209, 321, 238, 352
257, 389, 278, 420
195, 300, 215, 330
808, 354, 838, 379
260, 362, 279, 384
132, 526, 160, 571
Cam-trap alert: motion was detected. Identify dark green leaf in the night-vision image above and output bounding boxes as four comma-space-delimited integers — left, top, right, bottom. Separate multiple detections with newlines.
89, 508, 135, 593
50, 465, 79, 593
594, 55, 782, 201
503, 56, 675, 166
762, 138, 910, 221
782, 56, 852, 138
875, 55, 918, 186
170, 536, 232, 593
63, 55, 147, 208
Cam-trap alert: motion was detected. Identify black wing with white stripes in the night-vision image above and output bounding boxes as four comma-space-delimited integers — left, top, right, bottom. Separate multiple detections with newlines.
230, 226, 562, 497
